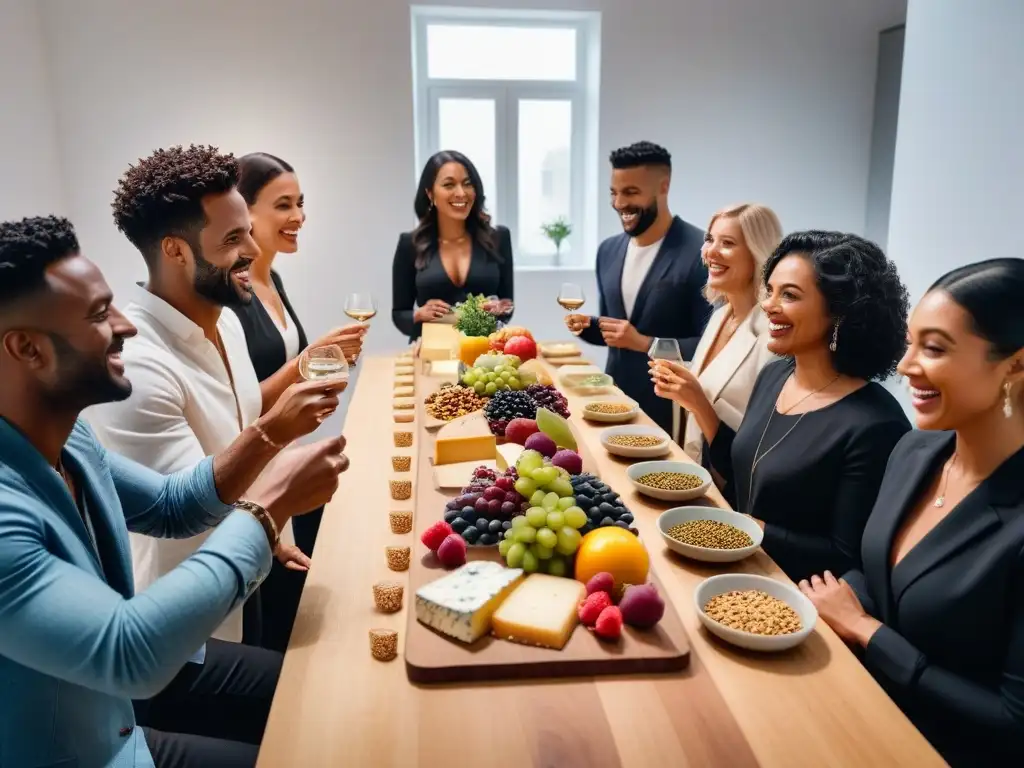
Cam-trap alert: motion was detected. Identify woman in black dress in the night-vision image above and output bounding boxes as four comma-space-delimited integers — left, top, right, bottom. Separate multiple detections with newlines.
800, 260, 1024, 766
655, 231, 911, 582
231, 152, 365, 651
392, 150, 514, 340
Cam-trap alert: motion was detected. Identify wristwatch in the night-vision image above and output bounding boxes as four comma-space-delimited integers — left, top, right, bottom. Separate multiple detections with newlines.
235, 499, 280, 551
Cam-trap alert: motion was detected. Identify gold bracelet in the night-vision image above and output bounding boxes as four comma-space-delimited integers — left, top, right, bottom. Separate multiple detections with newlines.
253, 422, 284, 450
235, 499, 280, 551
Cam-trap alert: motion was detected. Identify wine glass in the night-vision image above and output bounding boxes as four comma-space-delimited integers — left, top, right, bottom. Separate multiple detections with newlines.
557, 283, 585, 312
648, 337, 683, 363
344, 293, 377, 324
299, 344, 349, 384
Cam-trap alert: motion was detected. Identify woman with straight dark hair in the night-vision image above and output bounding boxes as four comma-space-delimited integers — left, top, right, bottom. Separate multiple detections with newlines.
391, 150, 514, 340
800, 259, 1024, 766
230, 152, 363, 652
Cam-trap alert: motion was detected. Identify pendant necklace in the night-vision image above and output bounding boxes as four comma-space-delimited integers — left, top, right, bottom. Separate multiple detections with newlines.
934, 452, 958, 508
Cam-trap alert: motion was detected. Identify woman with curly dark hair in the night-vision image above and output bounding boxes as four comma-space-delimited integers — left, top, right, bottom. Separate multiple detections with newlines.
391, 150, 514, 340
656, 231, 911, 581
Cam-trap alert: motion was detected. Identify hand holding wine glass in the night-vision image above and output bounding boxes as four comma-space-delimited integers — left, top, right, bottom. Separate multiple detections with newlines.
300, 344, 349, 384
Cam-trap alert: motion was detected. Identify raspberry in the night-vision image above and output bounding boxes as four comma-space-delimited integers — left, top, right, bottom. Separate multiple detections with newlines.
577, 591, 613, 627
421, 520, 453, 552
594, 605, 624, 640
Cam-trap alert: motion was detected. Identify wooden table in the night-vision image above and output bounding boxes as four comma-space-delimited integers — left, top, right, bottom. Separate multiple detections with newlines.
258, 355, 946, 768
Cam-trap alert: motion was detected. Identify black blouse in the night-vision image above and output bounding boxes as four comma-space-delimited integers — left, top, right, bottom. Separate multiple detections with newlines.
229, 271, 307, 382
709, 359, 910, 581
391, 226, 514, 340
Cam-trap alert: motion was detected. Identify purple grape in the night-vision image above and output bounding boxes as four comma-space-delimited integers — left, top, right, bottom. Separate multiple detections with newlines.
500, 501, 516, 516
484, 486, 504, 502
446, 499, 459, 510
488, 499, 501, 515
503, 492, 518, 504
474, 497, 490, 513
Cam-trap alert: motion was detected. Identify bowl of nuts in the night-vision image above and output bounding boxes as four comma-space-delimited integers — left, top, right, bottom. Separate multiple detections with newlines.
581, 399, 640, 423
694, 573, 817, 652
657, 506, 762, 562
626, 460, 712, 501
600, 425, 672, 458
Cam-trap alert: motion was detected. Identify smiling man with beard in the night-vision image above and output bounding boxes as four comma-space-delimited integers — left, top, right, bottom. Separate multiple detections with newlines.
566, 141, 711, 435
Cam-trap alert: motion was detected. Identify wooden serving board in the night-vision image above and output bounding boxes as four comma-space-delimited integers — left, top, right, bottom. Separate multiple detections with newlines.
405, 385, 690, 684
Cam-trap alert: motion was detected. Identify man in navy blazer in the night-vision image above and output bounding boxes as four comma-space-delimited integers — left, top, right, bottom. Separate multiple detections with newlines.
567, 142, 711, 435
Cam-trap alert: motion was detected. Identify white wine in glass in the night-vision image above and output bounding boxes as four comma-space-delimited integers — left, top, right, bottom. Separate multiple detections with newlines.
557, 283, 585, 312
344, 292, 377, 323
299, 344, 349, 383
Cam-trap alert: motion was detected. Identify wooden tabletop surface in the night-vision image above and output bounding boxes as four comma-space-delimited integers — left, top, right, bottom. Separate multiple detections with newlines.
257, 355, 946, 768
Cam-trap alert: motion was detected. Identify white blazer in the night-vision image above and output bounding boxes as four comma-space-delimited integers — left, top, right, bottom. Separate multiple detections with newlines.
680, 304, 777, 461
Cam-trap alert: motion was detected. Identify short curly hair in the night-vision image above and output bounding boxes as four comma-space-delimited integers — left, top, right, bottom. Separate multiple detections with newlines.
0, 215, 80, 305
764, 230, 909, 381
111, 145, 239, 263
610, 141, 672, 171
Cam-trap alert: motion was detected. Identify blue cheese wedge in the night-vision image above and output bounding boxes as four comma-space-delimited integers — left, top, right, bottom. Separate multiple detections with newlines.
415, 561, 525, 643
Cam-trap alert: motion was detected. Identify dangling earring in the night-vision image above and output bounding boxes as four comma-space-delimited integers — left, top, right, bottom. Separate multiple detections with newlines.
1004, 382, 1014, 419
829, 322, 840, 353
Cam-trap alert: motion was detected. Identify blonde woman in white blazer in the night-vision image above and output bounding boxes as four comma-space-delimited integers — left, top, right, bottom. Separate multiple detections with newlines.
650, 203, 782, 466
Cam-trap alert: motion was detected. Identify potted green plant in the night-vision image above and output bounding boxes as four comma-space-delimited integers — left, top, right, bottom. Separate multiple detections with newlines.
541, 217, 573, 264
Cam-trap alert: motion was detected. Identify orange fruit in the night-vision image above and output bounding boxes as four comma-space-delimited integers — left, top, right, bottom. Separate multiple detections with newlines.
574, 527, 650, 589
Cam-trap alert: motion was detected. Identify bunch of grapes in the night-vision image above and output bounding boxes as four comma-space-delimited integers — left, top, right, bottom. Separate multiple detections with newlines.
443, 467, 527, 546
525, 384, 570, 418
484, 390, 537, 436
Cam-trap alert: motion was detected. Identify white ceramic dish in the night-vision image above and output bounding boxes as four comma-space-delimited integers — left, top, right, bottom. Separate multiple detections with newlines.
599, 425, 671, 458
656, 506, 762, 562
694, 573, 818, 652
581, 399, 640, 423
625, 460, 712, 501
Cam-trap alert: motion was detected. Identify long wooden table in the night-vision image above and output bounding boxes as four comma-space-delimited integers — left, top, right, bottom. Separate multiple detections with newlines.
258, 355, 945, 767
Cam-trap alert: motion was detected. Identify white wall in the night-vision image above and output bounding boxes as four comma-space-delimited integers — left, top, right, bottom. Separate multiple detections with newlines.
887, 0, 1024, 305
0, 1, 65, 219
14, 0, 900, 384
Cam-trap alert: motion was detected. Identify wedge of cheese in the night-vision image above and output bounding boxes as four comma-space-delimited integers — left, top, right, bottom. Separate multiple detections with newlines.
434, 412, 496, 465
433, 459, 499, 490
421, 323, 459, 362
428, 359, 461, 382
394, 375, 415, 387
495, 442, 525, 472
415, 561, 525, 643
491, 574, 586, 650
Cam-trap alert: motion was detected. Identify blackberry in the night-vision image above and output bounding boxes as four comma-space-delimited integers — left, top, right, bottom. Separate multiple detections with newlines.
525, 384, 571, 418
484, 390, 537, 436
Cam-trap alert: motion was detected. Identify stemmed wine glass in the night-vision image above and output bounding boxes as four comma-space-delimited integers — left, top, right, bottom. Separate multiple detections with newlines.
344, 293, 377, 324
557, 283, 586, 312
649, 337, 684, 442
299, 344, 349, 384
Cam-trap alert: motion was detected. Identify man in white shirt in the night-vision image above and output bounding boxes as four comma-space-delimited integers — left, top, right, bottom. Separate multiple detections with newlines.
566, 141, 711, 435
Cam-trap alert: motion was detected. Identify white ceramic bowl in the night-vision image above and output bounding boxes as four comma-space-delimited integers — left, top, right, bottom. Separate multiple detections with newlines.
581, 399, 640, 423
626, 460, 712, 501
694, 573, 818, 652
599, 425, 671, 459
657, 506, 763, 562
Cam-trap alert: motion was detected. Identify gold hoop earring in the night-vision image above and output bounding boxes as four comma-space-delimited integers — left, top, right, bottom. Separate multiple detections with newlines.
1004, 382, 1014, 419
829, 322, 840, 353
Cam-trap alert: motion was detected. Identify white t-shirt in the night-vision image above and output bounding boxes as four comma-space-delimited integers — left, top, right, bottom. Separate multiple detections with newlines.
84, 286, 264, 643
620, 236, 665, 318
267, 303, 301, 361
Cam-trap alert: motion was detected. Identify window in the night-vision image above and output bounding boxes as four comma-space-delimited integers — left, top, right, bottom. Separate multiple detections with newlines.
412, 7, 601, 268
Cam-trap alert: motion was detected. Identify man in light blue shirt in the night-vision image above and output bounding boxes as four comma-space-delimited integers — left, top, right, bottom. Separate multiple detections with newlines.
0, 215, 348, 767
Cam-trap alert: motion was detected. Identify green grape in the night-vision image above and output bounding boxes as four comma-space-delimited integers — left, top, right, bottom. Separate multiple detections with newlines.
517, 450, 544, 474
542, 491, 560, 510
546, 555, 568, 577
517, 525, 537, 543
525, 507, 548, 527
535, 527, 558, 549
546, 510, 565, 530
500, 371, 512, 381
498, 538, 512, 557
549, 477, 575, 498
557, 496, 576, 511
563, 506, 588, 529
533, 542, 555, 560
506, 542, 526, 568
474, 381, 486, 394
510, 515, 527, 529
529, 490, 547, 507
514, 477, 538, 498
486, 372, 497, 383
555, 526, 581, 556
508, 379, 522, 391
463, 373, 477, 386
485, 382, 498, 396
522, 549, 539, 573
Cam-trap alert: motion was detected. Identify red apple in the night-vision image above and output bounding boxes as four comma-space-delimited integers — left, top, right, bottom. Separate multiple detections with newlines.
503, 335, 537, 361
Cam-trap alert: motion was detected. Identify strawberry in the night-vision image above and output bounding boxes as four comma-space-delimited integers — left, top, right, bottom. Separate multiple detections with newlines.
594, 606, 624, 640
421, 520, 453, 552
577, 591, 613, 627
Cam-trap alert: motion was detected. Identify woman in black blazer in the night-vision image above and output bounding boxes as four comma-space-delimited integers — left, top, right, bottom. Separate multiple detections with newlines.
800, 259, 1024, 766
231, 152, 364, 651
693, 231, 911, 581
392, 150, 514, 340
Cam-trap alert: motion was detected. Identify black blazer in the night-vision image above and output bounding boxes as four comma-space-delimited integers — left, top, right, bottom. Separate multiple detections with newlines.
848, 430, 1024, 766
578, 216, 711, 434
229, 271, 308, 382
391, 226, 514, 340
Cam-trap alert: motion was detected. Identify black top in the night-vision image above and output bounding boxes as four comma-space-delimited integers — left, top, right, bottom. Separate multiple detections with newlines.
848, 430, 1024, 766
391, 226, 514, 340
229, 271, 308, 382
708, 359, 910, 581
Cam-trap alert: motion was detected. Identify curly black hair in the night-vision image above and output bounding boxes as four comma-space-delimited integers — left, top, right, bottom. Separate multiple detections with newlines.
111, 145, 239, 264
0, 215, 80, 305
609, 141, 672, 171
764, 230, 909, 381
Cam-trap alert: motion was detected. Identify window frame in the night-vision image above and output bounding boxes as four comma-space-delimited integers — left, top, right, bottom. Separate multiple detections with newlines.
411, 6, 599, 268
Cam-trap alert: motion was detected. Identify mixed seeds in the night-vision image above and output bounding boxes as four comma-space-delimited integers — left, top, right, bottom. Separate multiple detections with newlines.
607, 434, 665, 448
425, 385, 485, 421
585, 402, 634, 415
636, 471, 704, 491
703, 590, 802, 636
666, 519, 753, 549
